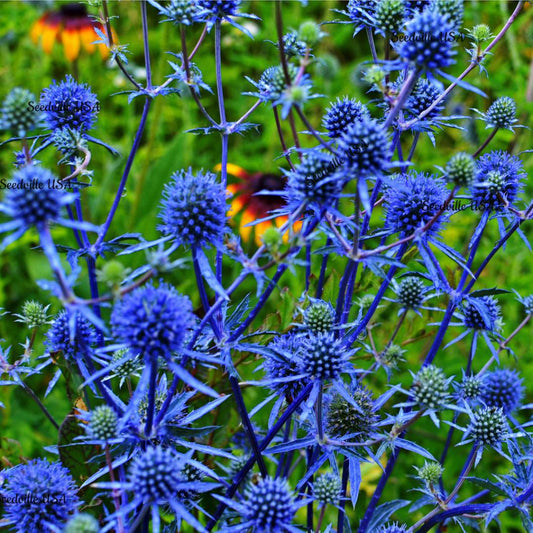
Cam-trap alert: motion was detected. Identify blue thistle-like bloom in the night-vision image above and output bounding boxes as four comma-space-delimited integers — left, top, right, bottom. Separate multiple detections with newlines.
150, 0, 205, 25
304, 300, 335, 333
281, 31, 307, 58
461, 296, 501, 332
298, 332, 351, 381
345, 0, 378, 34
374, 0, 406, 34
383, 172, 449, 237
322, 97, 370, 138
197, 0, 240, 18
1, 87, 40, 137
518, 294, 533, 315
45, 310, 97, 360
396, 276, 426, 309
158, 168, 227, 249
396, 9, 455, 71
484, 96, 517, 130
40, 75, 99, 132
111, 281, 194, 363
405, 78, 445, 120
313, 472, 342, 506
1, 458, 79, 532
253, 64, 298, 103
129, 446, 188, 504
263, 332, 311, 399
338, 116, 391, 176
241, 477, 298, 532
468, 406, 507, 447
0, 165, 80, 249
411, 365, 449, 411
285, 149, 344, 208
471, 151, 525, 211
87, 405, 118, 441
479, 368, 524, 414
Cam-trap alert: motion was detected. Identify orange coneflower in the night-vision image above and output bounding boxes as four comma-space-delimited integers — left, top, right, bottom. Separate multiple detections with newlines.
31, 2, 112, 62
219, 163, 293, 245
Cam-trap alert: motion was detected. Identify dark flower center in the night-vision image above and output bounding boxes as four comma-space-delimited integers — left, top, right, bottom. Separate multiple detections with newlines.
60, 3, 88, 18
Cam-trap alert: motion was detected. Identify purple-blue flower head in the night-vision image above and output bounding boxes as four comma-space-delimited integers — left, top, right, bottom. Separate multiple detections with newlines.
40, 75, 99, 132
461, 296, 501, 332
0, 165, 78, 249
480, 368, 523, 414
471, 150, 525, 211
45, 310, 97, 360
158, 168, 227, 249
384, 172, 449, 237
111, 281, 194, 362
405, 78, 444, 120
337, 116, 391, 176
345, 0, 378, 34
1, 458, 79, 532
322, 97, 370, 138
396, 9, 455, 71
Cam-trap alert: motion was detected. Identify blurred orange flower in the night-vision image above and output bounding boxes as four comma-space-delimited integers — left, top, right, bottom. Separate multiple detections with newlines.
31, 2, 113, 62
219, 163, 296, 245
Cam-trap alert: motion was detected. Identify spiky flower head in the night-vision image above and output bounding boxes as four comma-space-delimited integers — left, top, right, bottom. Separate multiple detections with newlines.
405, 78, 445, 120
378, 523, 409, 533
459, 375, 483, 401
471, 151, 524, 211
40, 75, 99, 132
298, 332, 348, 381
384, 172, 449, 237
397, 276, 425, 309
51, 127, 86, 157
430, 0, 464, 30
14, 300, 51, 329
479, 368, 523, 414
397, 9, 455, 70
111, 348, 142, 381
1, 87, 40, 136
197, 0, 241, 19
264, 333, 310, 399
64, 513, 99, 533
304, 300, 335, 333
159, 168, 227, 248
281, 31, 307, 58
87, 405, 118, 441
484, 97, 517, 130
327, 387, 377, 440
111, 281, 194, 363
381, 343, 406, 368
346, 0, 378, 33
461, 296, 501, 331
322, 97, 370, 138
129, 446, 188, 503
45, 310, 96, 360
1, 165, 75, 230
285, 149, 343, 207
1, 458, 79, 532
411, 365, 448, 410
255, 64, 298, 102
338, 116, 391, 176
160, 0, 204, 25
375, 0, 405, 34
313, 472, 342, 505
242, 477, 297, 531
298, 20, 323, 47
469, 24, 491, 44
445, 152, 476, 188
468, 406, 507, 446
415, 461, 444, 485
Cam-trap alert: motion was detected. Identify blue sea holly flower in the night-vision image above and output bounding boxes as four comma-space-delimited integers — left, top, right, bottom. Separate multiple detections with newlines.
342, 0, 378, 35
479, 368, 524, 415
404, 78, 445, 122
430, 0, 464, 31
396, 9, 456, 71
111, 281, 195, 363
0, 165, 86, 250
0, 458, 79, 532
479, 96, 519, 131
147, 0, 204, 25
249, 64, 299, 103
322, 97, 370, 138
1, 87, 41, 137
337, 116, 391, 177
40, 75, 99, 132
460, 296, 501, 332
158, 168, 227, 249
374, 0, 406, 35
45, 309, 97, 360
195, 0, 259, 35
471, 150, 525, 212
220, 476, 304, 532
312, 472, 342, 507
383, 172, 449, 238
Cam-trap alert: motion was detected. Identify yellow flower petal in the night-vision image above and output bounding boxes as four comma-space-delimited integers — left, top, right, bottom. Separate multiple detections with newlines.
61, 28, 81, 62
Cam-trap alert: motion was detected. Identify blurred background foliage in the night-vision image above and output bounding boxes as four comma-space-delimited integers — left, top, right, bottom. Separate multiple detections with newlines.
1, 1, 533, 530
